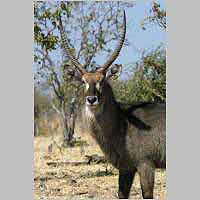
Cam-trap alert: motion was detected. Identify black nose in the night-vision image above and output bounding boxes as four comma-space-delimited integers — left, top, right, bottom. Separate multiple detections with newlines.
86, 96, 97, 104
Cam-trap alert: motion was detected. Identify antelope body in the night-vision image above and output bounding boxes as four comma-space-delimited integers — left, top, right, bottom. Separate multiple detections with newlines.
58, 11, 166, 199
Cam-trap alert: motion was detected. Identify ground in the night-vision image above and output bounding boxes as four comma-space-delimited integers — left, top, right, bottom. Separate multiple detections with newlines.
34, 132, 166, 200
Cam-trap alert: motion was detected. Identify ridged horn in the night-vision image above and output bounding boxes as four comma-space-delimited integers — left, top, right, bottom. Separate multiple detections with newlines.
97, 10, 126, 73
58, 15, 86, 75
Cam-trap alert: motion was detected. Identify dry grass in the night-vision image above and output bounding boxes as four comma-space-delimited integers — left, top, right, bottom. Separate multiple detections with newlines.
34, 129, 166, 200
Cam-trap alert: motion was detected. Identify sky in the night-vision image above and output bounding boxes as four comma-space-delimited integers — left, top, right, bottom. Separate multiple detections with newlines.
34, 0, 166, 81
94, 0, 166, 78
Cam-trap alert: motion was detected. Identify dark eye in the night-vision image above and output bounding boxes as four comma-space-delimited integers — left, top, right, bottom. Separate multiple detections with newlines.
81, 77, 87, 84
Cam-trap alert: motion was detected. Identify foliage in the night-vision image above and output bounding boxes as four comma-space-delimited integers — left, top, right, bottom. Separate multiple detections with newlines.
113, 47, 166, 103
141, 1, 166, 30
34, 1, 134, 72
133, 47, 166, 102
33, 1, 166, 140
34, 1, 134, 100
34, 1, 135, 142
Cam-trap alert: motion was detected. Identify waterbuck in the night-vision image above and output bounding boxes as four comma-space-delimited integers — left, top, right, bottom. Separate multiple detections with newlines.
58, 11, 166, 199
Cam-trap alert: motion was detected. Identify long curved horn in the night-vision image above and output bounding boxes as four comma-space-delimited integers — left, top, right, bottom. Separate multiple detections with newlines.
58, 16, 86, 75
97, 10, 126, 73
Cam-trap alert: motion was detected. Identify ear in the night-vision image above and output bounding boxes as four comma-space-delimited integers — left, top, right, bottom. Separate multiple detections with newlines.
106, 64, 122, 80
63, 64, 83, 82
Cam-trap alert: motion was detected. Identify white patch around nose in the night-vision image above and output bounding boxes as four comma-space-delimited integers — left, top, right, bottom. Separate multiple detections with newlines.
85, 106, 95, 120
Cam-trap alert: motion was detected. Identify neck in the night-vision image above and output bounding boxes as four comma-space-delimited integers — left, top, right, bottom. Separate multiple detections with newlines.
83, 82, 127, 168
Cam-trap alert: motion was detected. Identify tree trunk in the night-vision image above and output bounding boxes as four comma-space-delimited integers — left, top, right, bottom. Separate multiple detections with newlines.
63, 98, 76, 147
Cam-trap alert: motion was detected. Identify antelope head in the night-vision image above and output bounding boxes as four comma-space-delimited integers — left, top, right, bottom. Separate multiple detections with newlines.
58, 11, 126, 113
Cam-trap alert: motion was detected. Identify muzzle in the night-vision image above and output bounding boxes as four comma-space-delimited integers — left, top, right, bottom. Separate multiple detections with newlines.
86, 96, 99, 106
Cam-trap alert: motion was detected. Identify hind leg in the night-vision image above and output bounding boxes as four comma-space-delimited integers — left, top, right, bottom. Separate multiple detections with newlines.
137, 161, 155, 199
118, 169, 136, 199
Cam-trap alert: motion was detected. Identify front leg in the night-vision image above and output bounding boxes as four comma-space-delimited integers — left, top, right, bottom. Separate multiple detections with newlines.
118, 169, 136, 199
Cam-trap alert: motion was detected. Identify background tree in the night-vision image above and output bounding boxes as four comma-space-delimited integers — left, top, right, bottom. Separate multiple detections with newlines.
34, 1, 166, 144
141, 1, 166, 30
34, 1, 135, 144
137, 1, 166, 102
112, 1, 166, 104
34, 87, 51, 136
112, 46, 166, 104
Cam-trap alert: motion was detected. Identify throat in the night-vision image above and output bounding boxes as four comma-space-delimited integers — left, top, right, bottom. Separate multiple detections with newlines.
85, 106, 95, 121
84, 101, 120, 131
